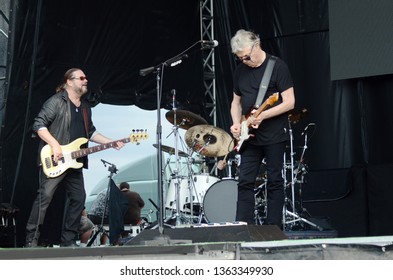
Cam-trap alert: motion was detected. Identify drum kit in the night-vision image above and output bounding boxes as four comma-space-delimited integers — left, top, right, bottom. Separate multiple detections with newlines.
157, 105, 319, 230
155, 108, 236, 225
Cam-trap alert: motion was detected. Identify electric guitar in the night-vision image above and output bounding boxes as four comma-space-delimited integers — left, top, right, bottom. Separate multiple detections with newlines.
234, 93, 279, 153
40, 130, 149, 178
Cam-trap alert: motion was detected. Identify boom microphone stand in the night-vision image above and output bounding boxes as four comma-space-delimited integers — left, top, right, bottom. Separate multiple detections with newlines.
140, 56, 188, 238
138, 41, 214, 244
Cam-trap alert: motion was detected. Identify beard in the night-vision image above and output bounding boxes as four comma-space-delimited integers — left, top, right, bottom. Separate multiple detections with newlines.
74, 84, 88, 95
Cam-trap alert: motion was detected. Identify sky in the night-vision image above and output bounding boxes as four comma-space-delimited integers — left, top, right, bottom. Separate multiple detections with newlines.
83, 104, 188, 196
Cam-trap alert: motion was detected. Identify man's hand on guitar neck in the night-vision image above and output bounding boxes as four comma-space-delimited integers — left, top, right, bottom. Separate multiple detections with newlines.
249, 109, 265, 129
113, 141, 125, 150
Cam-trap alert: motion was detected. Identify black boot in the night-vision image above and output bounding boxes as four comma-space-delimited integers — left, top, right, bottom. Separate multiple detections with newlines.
25, 226, 40, 248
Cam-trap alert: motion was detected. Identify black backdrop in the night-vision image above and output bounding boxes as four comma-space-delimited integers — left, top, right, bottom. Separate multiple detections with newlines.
1, 0, 393, 246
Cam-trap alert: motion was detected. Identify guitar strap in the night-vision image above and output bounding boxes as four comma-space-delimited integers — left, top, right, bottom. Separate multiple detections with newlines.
82, 105, 89, 137
254, 56, 277, 108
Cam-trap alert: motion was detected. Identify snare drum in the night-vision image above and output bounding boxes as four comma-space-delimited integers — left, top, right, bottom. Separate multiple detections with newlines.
203, 179, 238, 223
165, 174, 220, 213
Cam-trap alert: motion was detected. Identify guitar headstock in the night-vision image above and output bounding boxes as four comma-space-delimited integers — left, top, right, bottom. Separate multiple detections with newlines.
129, 129, 149, 144
266, 92, 279, 106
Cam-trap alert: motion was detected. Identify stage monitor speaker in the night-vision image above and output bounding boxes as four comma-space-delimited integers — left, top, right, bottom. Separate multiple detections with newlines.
125, 224, 287, 246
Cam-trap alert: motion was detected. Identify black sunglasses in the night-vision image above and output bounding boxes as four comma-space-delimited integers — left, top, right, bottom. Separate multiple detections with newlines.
70, 76, 87, 81
235, 42, 257, 62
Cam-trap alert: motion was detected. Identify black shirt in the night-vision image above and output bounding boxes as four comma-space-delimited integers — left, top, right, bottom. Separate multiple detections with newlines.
70, 101, 88, 164
233, 53, 294, 145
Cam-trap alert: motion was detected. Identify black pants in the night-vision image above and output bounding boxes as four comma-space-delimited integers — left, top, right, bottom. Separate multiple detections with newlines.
26, 168, 86, 244
236, 142, 286, 227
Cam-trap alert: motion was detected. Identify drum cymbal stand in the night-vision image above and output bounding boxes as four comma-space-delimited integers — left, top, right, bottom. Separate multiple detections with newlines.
283, 121, 322, 231
183, 141, 208, 224
294, 123, 315, 216
185, 139, 214, 224
166, 90, 189, 226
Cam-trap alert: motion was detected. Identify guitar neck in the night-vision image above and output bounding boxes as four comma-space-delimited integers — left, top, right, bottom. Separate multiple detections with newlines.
246, 102, 270, 127
71, 138, 130, 159
253, 102, 271, 118
245, 92, 279, 126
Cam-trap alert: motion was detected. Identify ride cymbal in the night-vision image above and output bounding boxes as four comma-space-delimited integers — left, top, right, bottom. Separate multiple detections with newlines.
165, 110, 208, 130
152, 144, 188, 157
185, 124, 234, 157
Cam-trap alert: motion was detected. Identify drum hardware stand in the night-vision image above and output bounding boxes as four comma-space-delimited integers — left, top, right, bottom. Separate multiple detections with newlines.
293, 123, 314, 216
282, 122, 322, 231
87, 159, 117, 247
254, 179, 268, 225
183, 149, 207, 224
165, 89, 192, 226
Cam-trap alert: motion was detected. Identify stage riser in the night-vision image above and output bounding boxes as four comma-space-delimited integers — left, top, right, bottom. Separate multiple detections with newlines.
126, 225, 287, 245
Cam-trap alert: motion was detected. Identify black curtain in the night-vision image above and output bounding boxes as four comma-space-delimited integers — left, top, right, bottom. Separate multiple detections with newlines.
0, 0, 203, 246
213, 0, 393, 237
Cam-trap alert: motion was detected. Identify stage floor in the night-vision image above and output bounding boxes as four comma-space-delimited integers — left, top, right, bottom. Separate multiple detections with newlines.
1, 225, 393, 260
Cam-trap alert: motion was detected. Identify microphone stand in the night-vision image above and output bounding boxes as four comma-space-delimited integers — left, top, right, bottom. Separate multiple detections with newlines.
138, 43, 208, 245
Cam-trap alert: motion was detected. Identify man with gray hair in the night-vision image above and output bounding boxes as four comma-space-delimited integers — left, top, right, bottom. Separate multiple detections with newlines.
229, 29, 295, 229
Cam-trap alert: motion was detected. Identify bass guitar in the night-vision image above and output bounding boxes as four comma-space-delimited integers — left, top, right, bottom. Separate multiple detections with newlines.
40, 129, 149, 178
234, 93, 279, 153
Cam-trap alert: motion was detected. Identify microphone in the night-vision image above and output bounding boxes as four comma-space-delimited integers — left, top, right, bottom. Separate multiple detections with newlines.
201, 40, 219, 48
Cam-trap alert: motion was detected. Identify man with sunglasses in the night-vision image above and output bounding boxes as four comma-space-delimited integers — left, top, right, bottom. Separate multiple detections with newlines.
229, 29, 295, 229
25, 68, 125, 247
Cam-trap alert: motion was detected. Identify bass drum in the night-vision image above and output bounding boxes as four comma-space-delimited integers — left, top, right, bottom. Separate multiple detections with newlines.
166, 174, 220, 213
203, 179, 238, 223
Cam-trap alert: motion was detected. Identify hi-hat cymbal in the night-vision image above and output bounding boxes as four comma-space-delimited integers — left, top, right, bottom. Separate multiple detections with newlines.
165, 110, 208, 130
185, 124, 234, 157
152, 144, 188, 157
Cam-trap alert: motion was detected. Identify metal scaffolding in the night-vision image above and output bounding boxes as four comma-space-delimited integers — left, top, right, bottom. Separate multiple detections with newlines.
199, 0, 216, 126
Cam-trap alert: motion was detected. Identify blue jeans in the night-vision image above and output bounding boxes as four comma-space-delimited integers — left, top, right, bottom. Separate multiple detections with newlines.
236, 142, 286, 228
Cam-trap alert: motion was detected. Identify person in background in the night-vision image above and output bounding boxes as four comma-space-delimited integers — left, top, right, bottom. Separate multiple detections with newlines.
25, 68, 125, 247
229, 29, 295, 228
119, 182, 145, 226
78, 207, 94, 247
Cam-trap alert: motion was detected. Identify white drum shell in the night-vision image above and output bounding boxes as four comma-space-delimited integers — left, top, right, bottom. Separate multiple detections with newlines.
165, 174, 220, 212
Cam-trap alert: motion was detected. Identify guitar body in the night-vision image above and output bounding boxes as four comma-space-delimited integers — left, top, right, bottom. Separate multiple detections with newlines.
234, 117, 252, 153
40, 130, 148, 178
234, 93, 280, 153
41, 138, 88, 178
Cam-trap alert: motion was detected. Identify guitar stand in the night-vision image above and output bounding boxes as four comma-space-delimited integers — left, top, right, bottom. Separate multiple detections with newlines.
87, 160, 118, 247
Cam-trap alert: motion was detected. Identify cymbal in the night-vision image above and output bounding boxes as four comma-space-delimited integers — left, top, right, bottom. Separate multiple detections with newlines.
166, 110, 208, 130
185, 124, 234, 157
152, 144, 188, 157
288, 108, 308, 124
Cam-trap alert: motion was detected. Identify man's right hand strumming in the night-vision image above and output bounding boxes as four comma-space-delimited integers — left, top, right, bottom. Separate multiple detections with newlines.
230, 123, 241, 140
